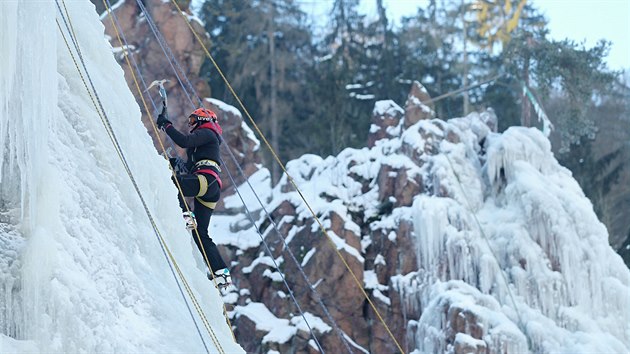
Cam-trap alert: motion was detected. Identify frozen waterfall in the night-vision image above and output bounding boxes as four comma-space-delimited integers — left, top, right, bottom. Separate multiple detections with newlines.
0, 1, 242, 352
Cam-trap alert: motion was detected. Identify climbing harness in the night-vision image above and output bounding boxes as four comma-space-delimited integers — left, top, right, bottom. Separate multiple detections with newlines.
194, 174, 218, 209
195, 159, 221, 170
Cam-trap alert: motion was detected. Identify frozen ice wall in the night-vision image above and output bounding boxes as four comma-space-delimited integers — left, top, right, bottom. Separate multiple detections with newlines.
407, 116, 630, 352
0, 1, 242, 353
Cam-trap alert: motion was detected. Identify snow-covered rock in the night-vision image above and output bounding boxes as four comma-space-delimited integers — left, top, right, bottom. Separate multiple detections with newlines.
216, 96, 629, 352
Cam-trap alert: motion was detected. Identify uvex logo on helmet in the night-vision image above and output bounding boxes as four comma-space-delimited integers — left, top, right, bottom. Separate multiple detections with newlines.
188, 108, 218, 127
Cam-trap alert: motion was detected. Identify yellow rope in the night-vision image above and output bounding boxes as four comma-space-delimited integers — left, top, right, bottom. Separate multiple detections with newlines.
98, 0, 236, 341
55, 18, 227, 352
168, 1, 405, 352
56, 4, 227, 351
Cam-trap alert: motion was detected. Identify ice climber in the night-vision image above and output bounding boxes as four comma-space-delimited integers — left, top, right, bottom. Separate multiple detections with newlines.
156, 107, 232, 288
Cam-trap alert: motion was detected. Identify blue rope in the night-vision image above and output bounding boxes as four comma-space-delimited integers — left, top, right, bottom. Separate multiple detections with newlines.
133, 2, 356, 353
106, 0, 185, 170
58, 2, 209, 351
135, 0, 202, 108
131, 3, 328, 352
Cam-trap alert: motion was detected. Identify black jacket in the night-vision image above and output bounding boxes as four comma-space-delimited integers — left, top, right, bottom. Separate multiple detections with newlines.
164, 123, 222, 172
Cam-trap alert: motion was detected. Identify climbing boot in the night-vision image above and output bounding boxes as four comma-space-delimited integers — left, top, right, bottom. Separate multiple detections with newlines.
182, 211, 197, 231
208, 268, 232, 288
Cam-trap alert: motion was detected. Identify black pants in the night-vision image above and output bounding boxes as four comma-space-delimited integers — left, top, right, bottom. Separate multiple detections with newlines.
174, 173, 227, 272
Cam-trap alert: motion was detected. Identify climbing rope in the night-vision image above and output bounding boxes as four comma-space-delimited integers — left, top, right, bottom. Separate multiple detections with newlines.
98, 0, 236, 342
135, 6, 355, 351
134, 0, 202, 108
168, 1, 405, 352
421, 74, 503, 106
54, 16, 220, 354
443, 154, 532, 349
103, 1, 323, 352
100, 0, 186, 168
130, 2, 334, 352
56, 2, 224, 352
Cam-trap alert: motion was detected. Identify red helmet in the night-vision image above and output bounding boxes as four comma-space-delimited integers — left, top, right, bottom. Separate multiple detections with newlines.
188, 108, 217, 127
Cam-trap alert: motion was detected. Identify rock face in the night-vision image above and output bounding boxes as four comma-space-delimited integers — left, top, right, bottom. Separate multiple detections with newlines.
404, 81, 435, 128
218, 88, 518, 353
217, 91, 629, 353
100, 0, 259, 208
368, 100, 405, 148
102, 0, 209, 132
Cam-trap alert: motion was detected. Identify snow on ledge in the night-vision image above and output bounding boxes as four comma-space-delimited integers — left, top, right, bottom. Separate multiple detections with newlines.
301, 248, 316, 267
290, 312, 332, 334
242, 255, 276, 274
234, 302, 297, 344
373, 100, 404, 117
204, 97, 242, 118
318, 230, 364, 263
233, 304, 332, 345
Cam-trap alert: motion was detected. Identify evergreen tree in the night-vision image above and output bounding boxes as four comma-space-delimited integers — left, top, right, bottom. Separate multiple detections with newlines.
200, 0, 258, 103
559, 135, 623, 221
482, 76, 520, 131
359, 0, 402, 102
528, 39, 612, 151
468, 0, 546, 127
588, 76, 630, 258
200, 0, 314, 182
496, 11, 615, 151
309, 0, 373, 155
398, 1, 466, 118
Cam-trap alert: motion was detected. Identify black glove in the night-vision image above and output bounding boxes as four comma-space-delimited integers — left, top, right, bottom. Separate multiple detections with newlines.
169, 157, 178, 169
170, 157, 189, 174
156, 106, 172, 131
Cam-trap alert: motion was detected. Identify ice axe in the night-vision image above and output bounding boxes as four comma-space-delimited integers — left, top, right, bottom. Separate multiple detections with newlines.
149, 81, 186, 170
145, 79, 169, 109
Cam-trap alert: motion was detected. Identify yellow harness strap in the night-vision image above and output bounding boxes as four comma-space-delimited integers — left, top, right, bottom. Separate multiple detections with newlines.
195, 174, 217, 209
195, 159, 221, 171
196, 174, 208, 197
196, 198, 217, 209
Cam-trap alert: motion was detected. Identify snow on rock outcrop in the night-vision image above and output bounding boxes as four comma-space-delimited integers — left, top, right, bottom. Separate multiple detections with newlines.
1, 1, 243, 352
214, 81, 629, 353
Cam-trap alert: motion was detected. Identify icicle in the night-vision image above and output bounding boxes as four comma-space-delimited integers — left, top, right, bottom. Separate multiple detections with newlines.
522, 83, 554, 137
0, 1, 20, 210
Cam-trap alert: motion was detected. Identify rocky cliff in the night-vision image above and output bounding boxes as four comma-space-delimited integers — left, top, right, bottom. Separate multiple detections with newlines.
212, 80, 628, 353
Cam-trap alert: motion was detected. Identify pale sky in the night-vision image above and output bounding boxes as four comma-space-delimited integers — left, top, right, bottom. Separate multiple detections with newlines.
304, 0, 629, 71
534, 0, 629, 71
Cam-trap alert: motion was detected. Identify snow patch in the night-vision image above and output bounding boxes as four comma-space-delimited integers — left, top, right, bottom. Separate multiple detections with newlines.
373, 100, 404, 117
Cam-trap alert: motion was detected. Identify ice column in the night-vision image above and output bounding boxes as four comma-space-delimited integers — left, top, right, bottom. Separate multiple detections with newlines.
0, 0, 56, 341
